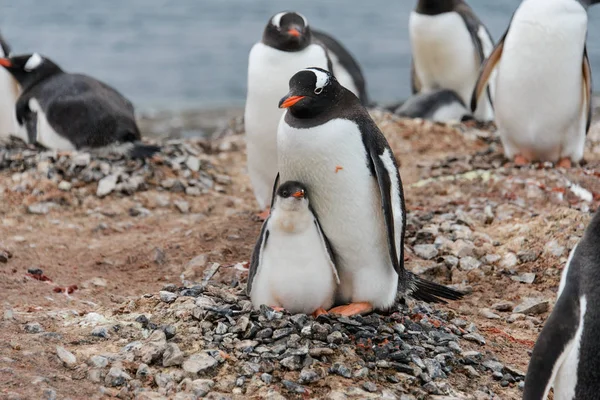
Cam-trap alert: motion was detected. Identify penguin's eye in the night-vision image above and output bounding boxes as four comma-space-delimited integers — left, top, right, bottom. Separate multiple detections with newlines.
282, 191, 289, 197
314, 87, 323, 95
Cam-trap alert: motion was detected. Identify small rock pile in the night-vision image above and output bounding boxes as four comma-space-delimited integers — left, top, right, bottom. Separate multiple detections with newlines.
50, 277, 526, 400
0, 137, 233, 200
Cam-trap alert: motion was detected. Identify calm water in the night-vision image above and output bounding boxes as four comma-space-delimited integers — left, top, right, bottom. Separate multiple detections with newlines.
2, 0, 600, 110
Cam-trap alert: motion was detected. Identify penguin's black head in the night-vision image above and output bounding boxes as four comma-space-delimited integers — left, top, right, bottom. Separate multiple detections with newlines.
275, 181, 308, 211
262, 11, 312, 52
579, 0, 600, 8
0, 53, 63, 89
278, 68, 344, 118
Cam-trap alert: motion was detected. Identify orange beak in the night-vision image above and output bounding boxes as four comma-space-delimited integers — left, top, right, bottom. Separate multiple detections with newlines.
288, 28, 301, 37
0, 58, 12, 67
292, 190, 305, 198
279, 95, 305, 109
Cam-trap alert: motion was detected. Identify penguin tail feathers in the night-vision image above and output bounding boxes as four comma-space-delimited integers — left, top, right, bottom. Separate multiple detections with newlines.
127, 142, 161, 159
409, 274, 465, 304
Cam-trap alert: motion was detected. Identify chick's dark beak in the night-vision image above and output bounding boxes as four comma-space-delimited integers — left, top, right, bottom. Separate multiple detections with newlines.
279, 94, 305, 109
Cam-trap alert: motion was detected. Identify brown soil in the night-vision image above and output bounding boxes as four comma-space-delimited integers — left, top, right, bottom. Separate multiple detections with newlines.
2, 112, 600, 399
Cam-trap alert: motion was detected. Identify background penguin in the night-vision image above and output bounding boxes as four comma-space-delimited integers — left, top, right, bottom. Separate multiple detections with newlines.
0, 33, 20, 141
247, 180, 339, 317
471, 0, 599, 167
245, 11, 368, 215
409, 0, 495, 122
276, 68, 463, 316
394, 88, 472, 123
0, 53, 158, 157
523, 209, 600, 399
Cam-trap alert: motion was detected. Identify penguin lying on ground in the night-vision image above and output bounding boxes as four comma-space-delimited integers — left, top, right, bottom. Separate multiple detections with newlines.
245, 11, 368, 217
394, 89, 472, 123
409, 0, 495, 122
247, 181, 339, 317
0, 33, 20, 140
0, 53, 158, 158
523, 209, 600, 399
471, 0, 599, 167
276, 68, 463, 316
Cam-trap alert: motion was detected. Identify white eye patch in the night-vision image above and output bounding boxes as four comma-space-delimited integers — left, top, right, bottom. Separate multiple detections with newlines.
271, 11, 308, 28
24, 53, 43, 71
304, 68, 329, 90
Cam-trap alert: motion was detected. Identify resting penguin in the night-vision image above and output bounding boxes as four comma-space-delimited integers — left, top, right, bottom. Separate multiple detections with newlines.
276, 68, 463, 316
0, 53, 157, 157
523, 210, 600, 399
247, 181, 339, 316
394, 89, 472, 123
409, 0, 495, 122
0, 33, 20, 140
471, 0, 599, 167
245, 11, 368, 214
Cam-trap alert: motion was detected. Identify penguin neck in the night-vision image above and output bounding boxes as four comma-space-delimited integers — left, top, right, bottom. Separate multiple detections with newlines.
416, 0, 460, 15
13, 68, 64, 92
270, 204, 312, 234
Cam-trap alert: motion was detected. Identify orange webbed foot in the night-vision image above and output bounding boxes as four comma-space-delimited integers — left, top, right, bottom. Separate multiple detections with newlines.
312, 307, 328, 318
513, 154, 529, 166
327, 302, 373, 317
557, 157, 572, 169
257, 207, 271, 221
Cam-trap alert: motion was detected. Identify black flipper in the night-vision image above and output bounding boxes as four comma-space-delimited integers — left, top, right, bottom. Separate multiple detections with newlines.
583, 46, 592, 135
523, 286, 580, 399
269, 173, 280, 209
246, 218, 270, 296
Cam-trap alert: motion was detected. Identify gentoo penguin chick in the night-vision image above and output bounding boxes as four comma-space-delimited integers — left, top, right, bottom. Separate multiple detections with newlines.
247, 181, 339, 316
277, 68, 463, 316
523, 209, 600, 399
0, 33, 20, 140
471, 0, 599, 167
245, 11, 368, 214
0, 53, 156, 157
409, 0, 495, 121
395, 89, 472, 123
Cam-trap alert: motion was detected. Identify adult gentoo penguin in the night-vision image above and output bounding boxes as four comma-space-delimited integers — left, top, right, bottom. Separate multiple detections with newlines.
245, 11, 368, 214
523, 210, 600, 399
247, 181, 339, 316
0, 53, 157, 157
471, 0, 599, 167
276, 68, 463, 316
409, 0, 495, 122
0, 33, 20, 139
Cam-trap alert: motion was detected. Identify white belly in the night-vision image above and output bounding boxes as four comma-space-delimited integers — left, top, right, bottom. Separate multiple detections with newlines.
244, 43, 329, 209
494, 0, 588, 162
250, 218, 337, 314
277, 118, 398, 309
0, 68, 20, 139
409, 11, 491, 120
29, 98, 75, 151
553, 296, 586, 400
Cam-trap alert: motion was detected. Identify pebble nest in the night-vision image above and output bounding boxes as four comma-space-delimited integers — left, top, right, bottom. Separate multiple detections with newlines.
53, 275, 525, 400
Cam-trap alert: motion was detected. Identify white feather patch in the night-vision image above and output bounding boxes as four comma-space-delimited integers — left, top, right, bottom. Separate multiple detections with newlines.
558, 243, 578, 298
379, 148, 404, 262
24, 53, 43, 72
304, 68, 329, 89
271, 12, 286, 28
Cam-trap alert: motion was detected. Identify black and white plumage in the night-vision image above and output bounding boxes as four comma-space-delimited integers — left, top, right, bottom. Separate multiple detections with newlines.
409, 0, 495, 122
247, 181, 339, 315
394, 88, 471, 123
523, 209, 600, 399
245, 11, 368, 211
0, 33, 20, 139
276, 68, 463, 316
0, 53, 158, 157
471, 0, 598, 166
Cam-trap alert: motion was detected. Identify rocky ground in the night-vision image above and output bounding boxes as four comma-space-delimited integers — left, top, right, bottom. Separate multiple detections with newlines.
2, 109, 600, 400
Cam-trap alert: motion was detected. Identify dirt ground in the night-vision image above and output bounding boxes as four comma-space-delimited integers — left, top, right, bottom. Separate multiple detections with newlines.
2, 111, 600, 399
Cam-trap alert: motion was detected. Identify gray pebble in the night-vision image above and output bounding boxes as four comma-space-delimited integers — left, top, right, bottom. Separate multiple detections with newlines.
159, 291, 178, 304
24, 322, 44, 334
